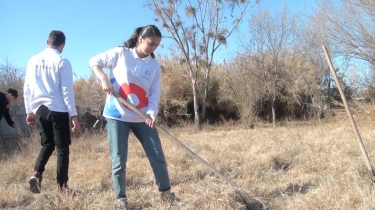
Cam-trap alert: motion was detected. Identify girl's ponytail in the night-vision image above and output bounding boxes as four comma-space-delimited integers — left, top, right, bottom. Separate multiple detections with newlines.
123, 27, 144, 48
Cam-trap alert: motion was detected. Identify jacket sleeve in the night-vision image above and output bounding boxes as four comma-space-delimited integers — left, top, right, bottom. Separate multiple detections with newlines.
59, 58, 78, 116
146, 64, 161, 118
4, 109, 14, 127
24, 59, 33, 114
89, 47, 120, 69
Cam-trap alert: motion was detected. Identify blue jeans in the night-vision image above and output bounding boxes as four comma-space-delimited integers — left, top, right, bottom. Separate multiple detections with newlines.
107, 118, 171, 199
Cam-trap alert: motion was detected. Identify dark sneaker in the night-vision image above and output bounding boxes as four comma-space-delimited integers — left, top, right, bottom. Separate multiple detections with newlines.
161, 192, 183, 206
29, 173, 42, 193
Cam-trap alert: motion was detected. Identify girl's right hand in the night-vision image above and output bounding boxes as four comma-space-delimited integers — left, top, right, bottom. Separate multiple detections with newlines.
92, 65, 113, 95
101, 78, 113, 95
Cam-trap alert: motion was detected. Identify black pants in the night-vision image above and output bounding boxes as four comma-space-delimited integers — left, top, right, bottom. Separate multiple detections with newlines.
34, 105, 71, 186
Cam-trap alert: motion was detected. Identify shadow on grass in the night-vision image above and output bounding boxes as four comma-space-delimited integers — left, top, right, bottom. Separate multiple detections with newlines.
269, 181, 312, 197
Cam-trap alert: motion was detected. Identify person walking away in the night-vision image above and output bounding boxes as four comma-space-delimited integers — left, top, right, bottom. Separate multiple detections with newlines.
24, 30, 80, 193
89, 25, 181, 209
0, 88, 19, 128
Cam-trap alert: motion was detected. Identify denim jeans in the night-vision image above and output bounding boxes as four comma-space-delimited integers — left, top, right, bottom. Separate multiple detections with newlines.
107, 118, 171, 199
34, 105, 71, 186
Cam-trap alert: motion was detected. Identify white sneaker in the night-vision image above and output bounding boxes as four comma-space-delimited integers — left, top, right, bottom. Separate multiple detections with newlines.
161, 192, 184, 206
118, 197, 127, 210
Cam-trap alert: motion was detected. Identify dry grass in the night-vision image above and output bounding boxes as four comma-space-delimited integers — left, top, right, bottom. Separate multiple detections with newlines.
1, 112, 375, 209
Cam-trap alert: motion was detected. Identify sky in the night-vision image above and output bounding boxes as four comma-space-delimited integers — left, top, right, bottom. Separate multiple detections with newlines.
0, 0, 311, 79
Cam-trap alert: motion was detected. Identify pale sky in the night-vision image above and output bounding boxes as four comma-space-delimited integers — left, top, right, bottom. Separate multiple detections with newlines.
0, 0, 311, 79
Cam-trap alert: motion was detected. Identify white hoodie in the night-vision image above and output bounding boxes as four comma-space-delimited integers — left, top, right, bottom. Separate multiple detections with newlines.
24, 48, 78, 116
89, 47, 161, 122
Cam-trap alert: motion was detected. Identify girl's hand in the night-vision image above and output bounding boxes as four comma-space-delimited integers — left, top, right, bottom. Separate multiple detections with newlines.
145, 114, 155, 128
101, 78, 113, 95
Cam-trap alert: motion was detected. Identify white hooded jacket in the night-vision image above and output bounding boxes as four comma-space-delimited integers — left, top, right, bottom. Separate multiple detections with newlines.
24, 48, 78, 116
89, 47, 161, 122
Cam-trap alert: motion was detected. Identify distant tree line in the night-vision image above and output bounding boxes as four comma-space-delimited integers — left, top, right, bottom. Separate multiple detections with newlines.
2, 0, 374, 129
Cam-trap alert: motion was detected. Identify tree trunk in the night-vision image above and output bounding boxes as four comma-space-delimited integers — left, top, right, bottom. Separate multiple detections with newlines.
201, 70, 209, 123
272, 98, 276, 127
192, 78, 201, 129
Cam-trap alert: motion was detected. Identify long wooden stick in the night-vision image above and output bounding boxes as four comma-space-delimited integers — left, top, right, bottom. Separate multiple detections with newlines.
322, 45, 375, 180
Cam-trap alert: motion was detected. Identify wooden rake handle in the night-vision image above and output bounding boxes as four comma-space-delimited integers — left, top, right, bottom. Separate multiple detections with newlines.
322, 45, 375, 180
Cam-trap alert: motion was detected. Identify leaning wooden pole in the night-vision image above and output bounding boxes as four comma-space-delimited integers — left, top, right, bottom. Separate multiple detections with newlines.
112, 92, 264, 208
322, 45, 375, 181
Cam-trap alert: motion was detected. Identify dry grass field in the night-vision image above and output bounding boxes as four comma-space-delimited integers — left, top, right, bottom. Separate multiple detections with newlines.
1, 110, 375, 209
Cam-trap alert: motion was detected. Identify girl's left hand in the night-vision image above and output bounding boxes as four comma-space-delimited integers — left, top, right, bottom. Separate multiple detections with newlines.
145, 114, 155, 128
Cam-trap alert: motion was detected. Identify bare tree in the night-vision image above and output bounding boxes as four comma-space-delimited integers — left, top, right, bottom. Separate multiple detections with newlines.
0, 57, 25, 103
239, 7, 300, 126
314, 0, 375, 65
147, 0, 257, 129
295, 14, 334, 118
224, 55, 263, 124
309, 0, 375, 103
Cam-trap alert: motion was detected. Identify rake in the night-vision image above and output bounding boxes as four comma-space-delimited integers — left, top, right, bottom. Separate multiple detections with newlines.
112, 92, 265, 209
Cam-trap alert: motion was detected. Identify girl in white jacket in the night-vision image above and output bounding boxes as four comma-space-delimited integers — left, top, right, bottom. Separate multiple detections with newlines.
89, 25, 180, 209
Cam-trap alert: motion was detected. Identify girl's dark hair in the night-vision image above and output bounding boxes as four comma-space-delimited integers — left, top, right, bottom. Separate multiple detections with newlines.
123, 25, 162, 58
